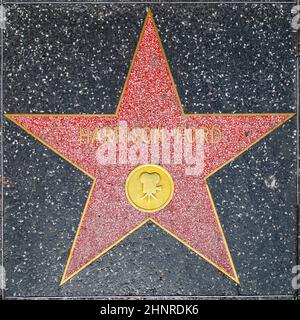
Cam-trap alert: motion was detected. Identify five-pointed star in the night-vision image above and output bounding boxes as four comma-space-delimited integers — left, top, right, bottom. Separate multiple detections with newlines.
6, 10, 294, 285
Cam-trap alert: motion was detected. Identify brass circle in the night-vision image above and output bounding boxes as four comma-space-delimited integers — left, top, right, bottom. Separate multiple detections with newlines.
125, 164, 174, 213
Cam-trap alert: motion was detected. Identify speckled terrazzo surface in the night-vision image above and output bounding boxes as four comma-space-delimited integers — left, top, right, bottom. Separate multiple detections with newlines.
2, 3, 298, 298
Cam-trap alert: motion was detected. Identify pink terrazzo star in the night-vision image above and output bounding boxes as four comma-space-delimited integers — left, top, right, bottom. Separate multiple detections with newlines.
6, 10, 294, 285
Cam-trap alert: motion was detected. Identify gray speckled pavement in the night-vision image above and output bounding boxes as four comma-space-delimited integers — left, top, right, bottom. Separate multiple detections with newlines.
1, 1, 299, 299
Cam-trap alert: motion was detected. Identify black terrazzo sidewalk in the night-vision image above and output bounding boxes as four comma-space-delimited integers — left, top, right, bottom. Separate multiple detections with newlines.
1, 1, 299, 299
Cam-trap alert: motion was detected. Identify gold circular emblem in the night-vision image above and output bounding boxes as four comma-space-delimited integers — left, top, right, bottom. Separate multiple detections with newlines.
125, 164, 174, 213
